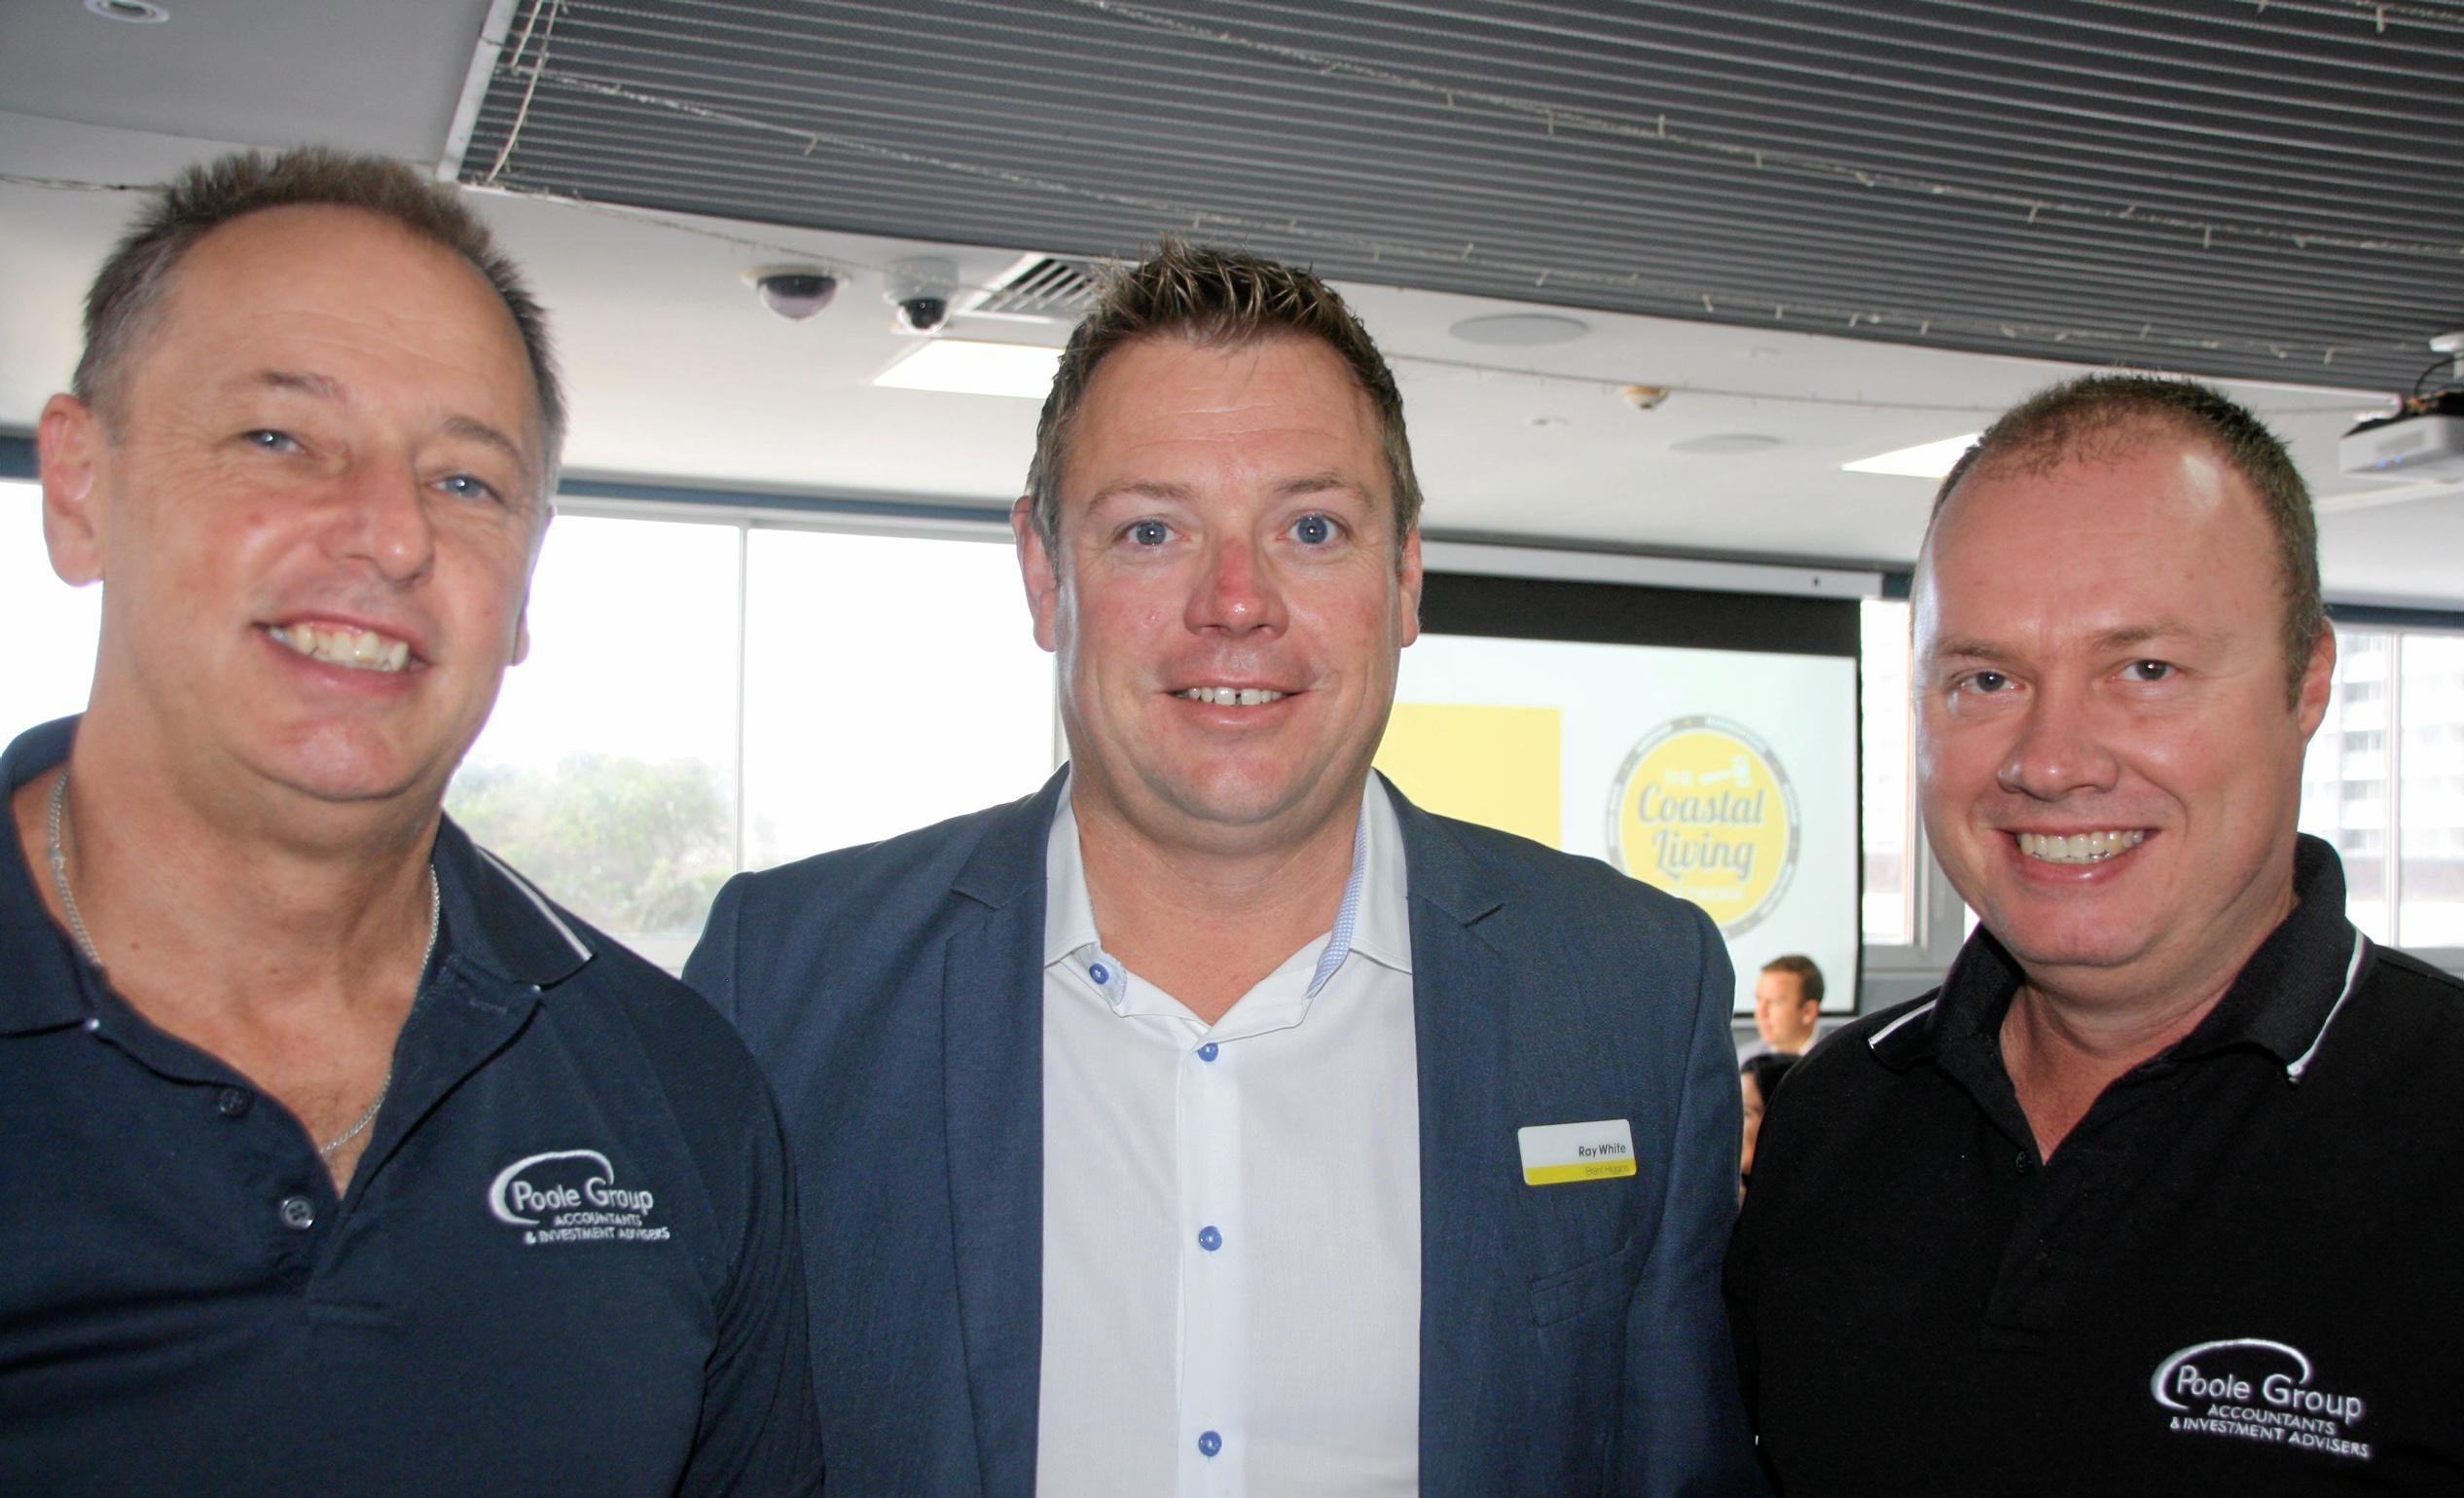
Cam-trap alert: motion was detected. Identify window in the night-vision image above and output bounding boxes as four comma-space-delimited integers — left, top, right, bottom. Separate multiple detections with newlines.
458, 506, 1057, 968
0, 481, 101, 729
1860, 598, 1915, 943
2398, 631, 2464, 946
447, 513, 746, 971
2300, 623, 2464, 950
738, 525, 1056, 871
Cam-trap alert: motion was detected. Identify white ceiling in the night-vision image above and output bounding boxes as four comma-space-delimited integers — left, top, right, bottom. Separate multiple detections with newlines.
2, 0, 2455, 604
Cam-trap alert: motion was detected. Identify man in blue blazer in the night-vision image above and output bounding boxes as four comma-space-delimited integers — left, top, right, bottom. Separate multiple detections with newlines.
687, 241, 1760, 1496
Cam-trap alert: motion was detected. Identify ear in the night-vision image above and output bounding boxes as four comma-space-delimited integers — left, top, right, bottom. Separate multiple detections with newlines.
2295, 620, 2336, 740
36, 393, 106, 587
1396, 526, 1424, 648
1012, 495, 1061, 654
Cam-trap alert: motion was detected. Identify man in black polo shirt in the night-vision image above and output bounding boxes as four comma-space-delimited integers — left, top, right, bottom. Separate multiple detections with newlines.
1, 149, 820, 1493
1726, 375, 2464, 1494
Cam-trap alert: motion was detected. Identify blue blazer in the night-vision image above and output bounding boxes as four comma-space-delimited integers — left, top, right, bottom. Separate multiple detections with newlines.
686, 770, 1762, 1497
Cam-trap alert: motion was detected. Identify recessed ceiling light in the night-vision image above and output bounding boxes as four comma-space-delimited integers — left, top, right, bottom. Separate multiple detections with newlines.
873, 340, 1063, 399
1842, 432, 1982, 478
85, 0, 169, 21
1671, 433, 1784, 455
1449, 313, 1590, 347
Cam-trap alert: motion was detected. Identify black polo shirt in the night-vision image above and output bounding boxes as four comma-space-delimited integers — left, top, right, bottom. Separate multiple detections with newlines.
1726, 836, 2464, 1495
0, 718, 821, 1496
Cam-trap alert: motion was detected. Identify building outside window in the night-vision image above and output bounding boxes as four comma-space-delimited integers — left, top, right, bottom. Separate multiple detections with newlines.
2301, 623, 2464, 949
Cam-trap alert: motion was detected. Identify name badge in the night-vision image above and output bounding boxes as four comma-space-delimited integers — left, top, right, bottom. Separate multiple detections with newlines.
1517, 1119, 1637, 1186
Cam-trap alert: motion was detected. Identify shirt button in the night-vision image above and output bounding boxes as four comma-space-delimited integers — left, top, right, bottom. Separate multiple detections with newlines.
1197, 1430, 1223, 1458
1197, 1224, 1223, 1252
1197, 1042, 1219, 1062
278, 1196, 317, 1231
1088, 962, 1110, 985
215, 1087, 253, 1118
2014, 1151, 2034, 1175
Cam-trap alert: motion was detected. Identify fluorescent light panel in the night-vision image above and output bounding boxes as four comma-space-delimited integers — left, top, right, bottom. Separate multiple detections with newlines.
874, 340, 1063, 399
1842, 432, 1981, 478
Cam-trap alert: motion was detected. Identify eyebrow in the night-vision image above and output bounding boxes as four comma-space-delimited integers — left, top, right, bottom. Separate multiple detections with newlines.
1273, 471, 1364, 501
1085, 479, 1194, 507
1928, 621, 2228, 665
2089, 621, 2228, 653
237, 369, 533, 470
1083, 472, 1370, 507
243, 369, 344, 402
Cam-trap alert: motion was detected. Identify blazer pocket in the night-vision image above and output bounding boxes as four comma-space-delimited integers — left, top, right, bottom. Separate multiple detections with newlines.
1526, 1235, 1643, 1329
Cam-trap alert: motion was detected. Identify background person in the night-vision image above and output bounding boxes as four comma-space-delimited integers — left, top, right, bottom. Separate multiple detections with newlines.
1751, 953, 1825, 1056
0, 148, 820, 1495
688, 240, 1763, 1497
1726, 375, 2464, 1494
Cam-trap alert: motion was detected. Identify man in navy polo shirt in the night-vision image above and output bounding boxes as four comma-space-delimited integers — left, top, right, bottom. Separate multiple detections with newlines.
1, 148, 820, 1494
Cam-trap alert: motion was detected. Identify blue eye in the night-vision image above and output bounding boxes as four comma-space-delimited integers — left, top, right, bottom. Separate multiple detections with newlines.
241, 429, 300, 453
1292, 513, 1333, 545
2125, 660, 2174, 682
1128, 519, 1171, 547
438, 474, 500, 503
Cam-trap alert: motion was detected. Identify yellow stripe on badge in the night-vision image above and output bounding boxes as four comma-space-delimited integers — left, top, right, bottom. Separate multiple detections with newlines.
1524, 1157, 1640, 1186
1518, 1119, 1638, 1187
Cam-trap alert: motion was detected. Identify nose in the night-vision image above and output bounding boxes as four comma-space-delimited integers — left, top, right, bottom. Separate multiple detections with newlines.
328, 458, 436, 584
1185, 535, 1286, 636
1997, 680, 2120, 801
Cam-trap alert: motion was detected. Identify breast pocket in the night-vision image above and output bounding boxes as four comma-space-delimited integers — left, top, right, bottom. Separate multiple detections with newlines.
1527, 1234, 1644, 1328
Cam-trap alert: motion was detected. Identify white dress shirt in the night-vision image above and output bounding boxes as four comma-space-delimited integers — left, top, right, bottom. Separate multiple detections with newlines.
1034, 776, 1421, 1498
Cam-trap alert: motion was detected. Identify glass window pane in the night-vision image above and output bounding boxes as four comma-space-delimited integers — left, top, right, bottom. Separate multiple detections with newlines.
1, 481, 103, 732
1860, 598, 1913, 944
2399, 631, 2464, 948
449, 513, 743, 972
741, 528, 1055, 870
2301, 628, 2392, 943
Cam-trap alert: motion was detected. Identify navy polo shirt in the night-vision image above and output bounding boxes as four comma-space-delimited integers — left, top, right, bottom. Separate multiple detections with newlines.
1727, 836, 2464, 1494
0, 718, 821, 1496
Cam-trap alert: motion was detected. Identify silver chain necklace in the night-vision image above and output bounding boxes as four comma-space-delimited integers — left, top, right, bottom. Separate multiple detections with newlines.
46, 768, 439, 1158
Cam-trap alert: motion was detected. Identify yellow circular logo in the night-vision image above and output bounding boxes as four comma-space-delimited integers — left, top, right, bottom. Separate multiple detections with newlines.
1608, 716, 1799, 935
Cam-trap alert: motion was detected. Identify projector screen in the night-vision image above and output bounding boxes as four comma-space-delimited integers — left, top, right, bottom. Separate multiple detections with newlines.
1373, 570, 1863, 1016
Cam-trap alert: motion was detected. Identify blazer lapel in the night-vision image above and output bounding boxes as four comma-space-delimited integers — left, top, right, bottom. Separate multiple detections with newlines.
1395, 791, 1525, 1498
941, 768, 1068, 1498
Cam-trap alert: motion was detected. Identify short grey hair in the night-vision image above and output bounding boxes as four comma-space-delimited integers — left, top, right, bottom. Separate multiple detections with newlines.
74, 146, 565, 474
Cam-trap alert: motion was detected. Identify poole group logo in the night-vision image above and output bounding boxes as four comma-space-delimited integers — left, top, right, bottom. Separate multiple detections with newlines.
1607, 715, 1798, 935
2151, 1337, 2371, 1463
487, 1148, 670, 1247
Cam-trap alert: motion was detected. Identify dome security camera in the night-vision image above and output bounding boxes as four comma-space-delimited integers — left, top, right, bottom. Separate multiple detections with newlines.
745, 266, 838, 320
887, 256, 959, 333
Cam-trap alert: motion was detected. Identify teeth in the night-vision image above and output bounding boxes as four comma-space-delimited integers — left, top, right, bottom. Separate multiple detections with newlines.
270, 623, 413, 674
1178, 686, 1285, 706
2017, 829, 2147, 864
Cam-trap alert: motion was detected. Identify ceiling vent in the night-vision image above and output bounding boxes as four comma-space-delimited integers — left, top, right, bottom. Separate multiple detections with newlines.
961, 254, 1108, 323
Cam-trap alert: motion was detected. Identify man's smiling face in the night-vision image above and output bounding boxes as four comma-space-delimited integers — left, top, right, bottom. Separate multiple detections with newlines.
1912, 423, 2332, 1002
1015, 332, 1421, 860
44, 203, 547, 818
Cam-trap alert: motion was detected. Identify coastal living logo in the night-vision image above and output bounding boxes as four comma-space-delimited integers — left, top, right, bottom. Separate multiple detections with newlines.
2151, 1338, 2371, 1463
1607, 715, 1799, 935
488, 1149, 670, 1247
